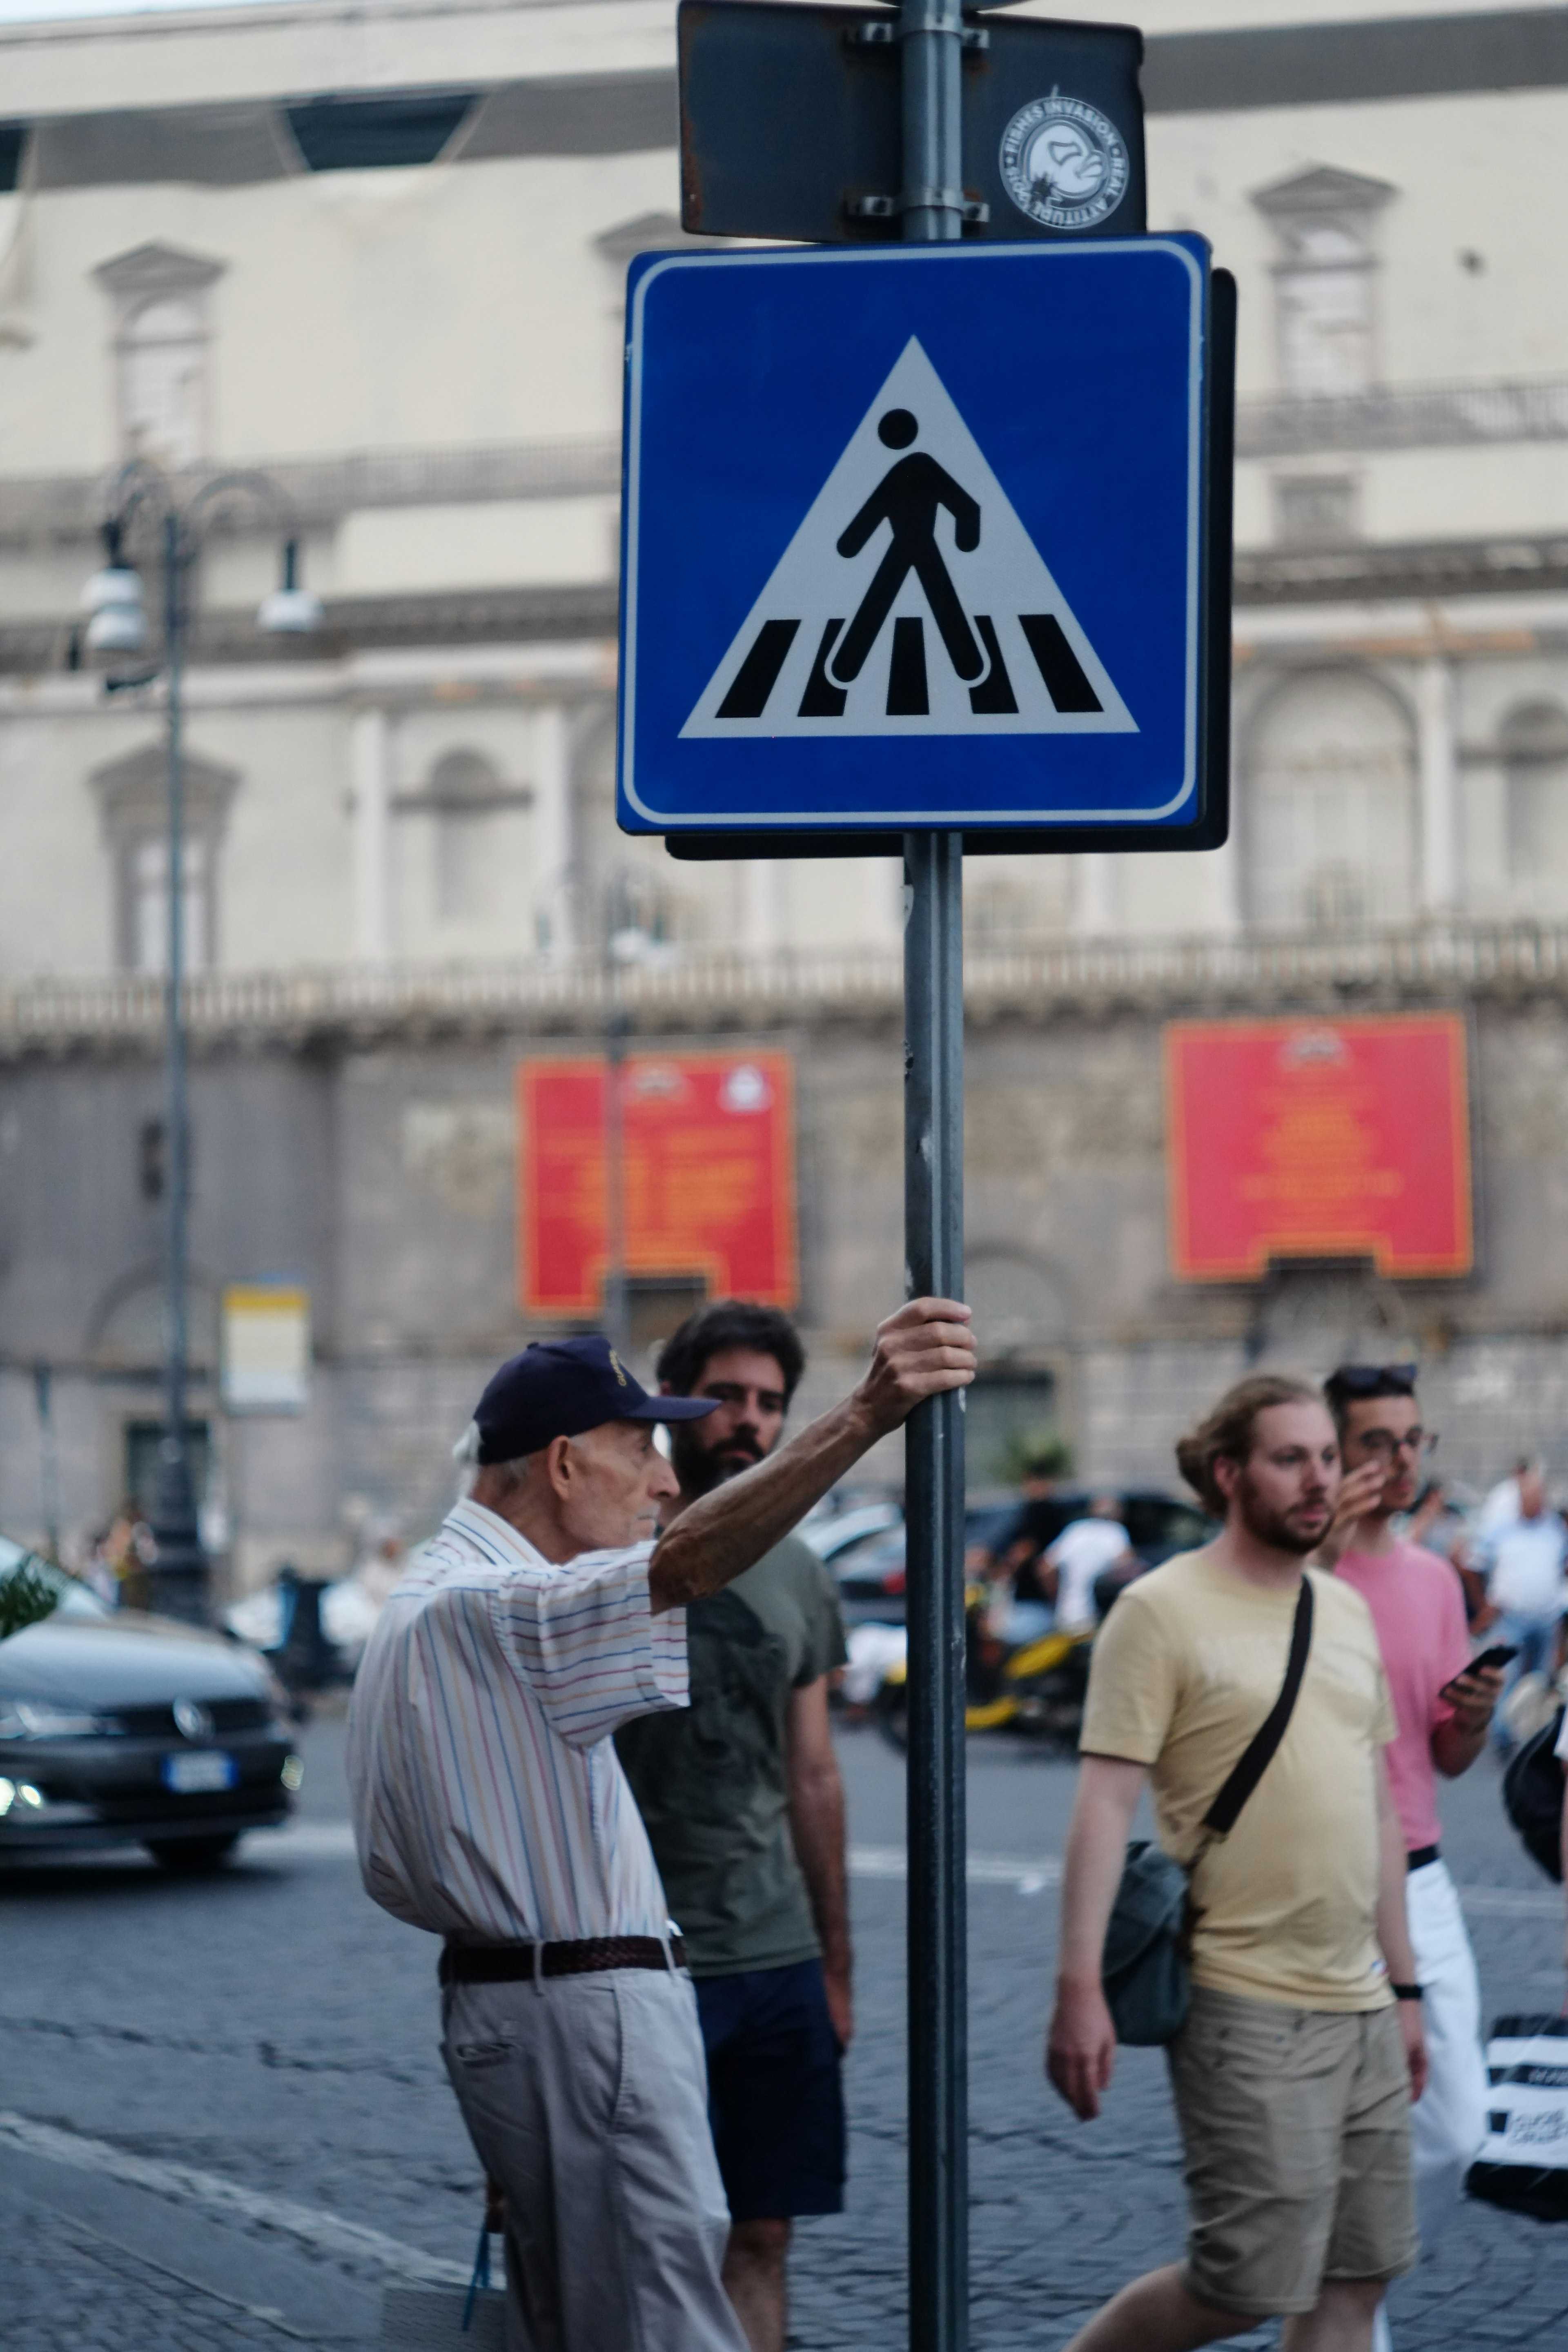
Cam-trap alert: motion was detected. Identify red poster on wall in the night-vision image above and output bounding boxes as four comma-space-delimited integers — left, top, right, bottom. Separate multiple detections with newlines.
1165, 1014, 1473, 1280
519, 1052, 798, 1314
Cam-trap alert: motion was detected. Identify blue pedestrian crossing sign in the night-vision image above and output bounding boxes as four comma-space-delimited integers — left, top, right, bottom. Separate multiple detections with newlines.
617, 237, 1231, 849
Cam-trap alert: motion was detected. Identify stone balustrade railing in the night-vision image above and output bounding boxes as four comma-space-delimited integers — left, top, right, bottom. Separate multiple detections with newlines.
4, 918, 1568, 1054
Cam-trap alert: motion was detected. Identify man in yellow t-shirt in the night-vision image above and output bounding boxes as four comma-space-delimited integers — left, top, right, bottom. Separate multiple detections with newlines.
1045, 1374, 1426, 2352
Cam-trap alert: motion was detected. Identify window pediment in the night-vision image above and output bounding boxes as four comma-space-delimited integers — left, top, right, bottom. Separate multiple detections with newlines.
93, 242, 225, 316
1252, 167, 1395, 223
90, 742, 239, 839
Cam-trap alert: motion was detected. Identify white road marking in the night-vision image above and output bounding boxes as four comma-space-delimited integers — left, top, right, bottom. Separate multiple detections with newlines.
244, 1822, 358, 1860
1452, 1884, 1563, 1919
850, 1845, 1060, 1892
0, 2111, 469, 2286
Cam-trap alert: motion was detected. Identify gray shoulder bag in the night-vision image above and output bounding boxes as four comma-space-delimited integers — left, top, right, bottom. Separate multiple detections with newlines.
1101, 1575, 1314, 2047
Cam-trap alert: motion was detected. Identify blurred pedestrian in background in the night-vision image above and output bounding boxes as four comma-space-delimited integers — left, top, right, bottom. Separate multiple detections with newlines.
1321, 1364, 1503, 2352
1042, 1497, 1134, 1635
973, 1443, 1070, 1642
1475, 1463, 1568, 1755
347, 1302, 974, 2352
1046, 1374, 1423, 2352
1477, 1456, 1530, 1547
617, 1301, 848, 2352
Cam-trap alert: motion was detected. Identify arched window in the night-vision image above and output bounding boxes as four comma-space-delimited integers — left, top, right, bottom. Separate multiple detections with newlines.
95, 244, 223, 471
120, 296, 206, 470
429, 750, 505, 922
1502, 702, 1568, 882
1245, 670, 1417, 931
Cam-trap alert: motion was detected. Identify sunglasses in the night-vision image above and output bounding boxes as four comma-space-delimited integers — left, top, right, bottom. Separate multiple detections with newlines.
1331, 1363, 1417, 1396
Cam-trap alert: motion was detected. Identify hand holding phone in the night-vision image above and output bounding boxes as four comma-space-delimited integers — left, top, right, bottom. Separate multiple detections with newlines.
1439, 1644, 1518, 1708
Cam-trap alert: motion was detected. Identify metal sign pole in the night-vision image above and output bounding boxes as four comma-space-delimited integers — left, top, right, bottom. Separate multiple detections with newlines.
900, 4, 968, 2348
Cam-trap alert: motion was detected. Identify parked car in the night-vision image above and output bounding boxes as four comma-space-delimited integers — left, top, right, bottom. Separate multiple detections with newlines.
0, 1541, 296, 1872
828, 1489, 1218, 1628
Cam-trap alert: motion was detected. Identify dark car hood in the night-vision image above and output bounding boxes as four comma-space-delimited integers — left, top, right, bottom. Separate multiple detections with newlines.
0, 1611, 272, 1706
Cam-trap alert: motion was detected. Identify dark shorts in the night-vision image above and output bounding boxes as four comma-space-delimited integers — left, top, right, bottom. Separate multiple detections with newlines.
694, 1958, 846, 2221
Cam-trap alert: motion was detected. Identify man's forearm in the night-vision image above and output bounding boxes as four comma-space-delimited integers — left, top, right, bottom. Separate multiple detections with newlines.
1375, 1786, 1418, 1984
789, 1764, 851, 1982
649, 1394, 874, 1612
1432, 1717, 1487, 1779
1057, 1762, 1144, 1987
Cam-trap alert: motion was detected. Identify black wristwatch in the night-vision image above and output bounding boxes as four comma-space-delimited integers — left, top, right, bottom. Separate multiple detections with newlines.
1391, 1983, 1424, 2001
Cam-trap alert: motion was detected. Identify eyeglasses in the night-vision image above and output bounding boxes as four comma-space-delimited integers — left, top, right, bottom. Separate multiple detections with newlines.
1332, 1363, 1417, 1396
1355, 1428, 1439, 1460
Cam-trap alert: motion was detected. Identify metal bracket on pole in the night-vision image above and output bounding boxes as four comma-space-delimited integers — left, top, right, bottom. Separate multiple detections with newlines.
845, 189, 989, 222
845, 17, 989, 45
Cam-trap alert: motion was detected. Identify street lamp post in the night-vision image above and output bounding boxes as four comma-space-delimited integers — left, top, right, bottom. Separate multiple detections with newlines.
80, 466, 322, 1624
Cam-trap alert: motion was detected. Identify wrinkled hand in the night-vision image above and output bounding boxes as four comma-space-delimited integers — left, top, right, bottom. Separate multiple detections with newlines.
1440, 1664, 1506, 1736
1315, 1460, 1387, 1567
1046, 1979, 1117, 2121
855, 1298, 976, 1437
1398, 2001, 1428, 2104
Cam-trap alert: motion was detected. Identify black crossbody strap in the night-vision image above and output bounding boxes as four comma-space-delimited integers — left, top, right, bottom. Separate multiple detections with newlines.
1201, 1577, 1315, 1840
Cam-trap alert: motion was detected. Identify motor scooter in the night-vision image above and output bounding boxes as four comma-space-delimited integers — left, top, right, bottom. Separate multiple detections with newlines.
873, 1583, 1094, 1753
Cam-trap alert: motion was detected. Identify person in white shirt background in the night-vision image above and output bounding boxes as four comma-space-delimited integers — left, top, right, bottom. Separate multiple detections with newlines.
1476, 1464, 1568, 1756
1043, 1498, 1135, 1634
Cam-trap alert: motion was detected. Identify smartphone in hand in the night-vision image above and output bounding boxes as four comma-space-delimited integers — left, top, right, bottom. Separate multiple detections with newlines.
1439, 1644, 1519, 1703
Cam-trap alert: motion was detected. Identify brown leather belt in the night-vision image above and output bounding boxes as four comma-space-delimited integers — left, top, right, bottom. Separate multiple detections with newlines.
440, 1935, 686, 1986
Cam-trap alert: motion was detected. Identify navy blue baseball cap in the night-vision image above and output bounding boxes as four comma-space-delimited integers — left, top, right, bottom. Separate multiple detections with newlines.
473, 1335, 718, 1464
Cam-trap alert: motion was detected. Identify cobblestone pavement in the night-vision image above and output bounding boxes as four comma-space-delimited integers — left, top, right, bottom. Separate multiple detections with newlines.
2, 1709, 1566, 2349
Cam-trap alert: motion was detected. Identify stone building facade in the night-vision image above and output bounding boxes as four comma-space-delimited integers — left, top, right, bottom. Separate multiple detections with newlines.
2, 0, 1568, 1571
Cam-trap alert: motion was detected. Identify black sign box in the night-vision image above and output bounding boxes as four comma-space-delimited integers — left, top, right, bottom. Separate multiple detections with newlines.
679, 1, 1146, 247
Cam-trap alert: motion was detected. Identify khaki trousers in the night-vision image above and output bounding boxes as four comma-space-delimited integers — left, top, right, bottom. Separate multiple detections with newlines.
442, 1967, 748, 2352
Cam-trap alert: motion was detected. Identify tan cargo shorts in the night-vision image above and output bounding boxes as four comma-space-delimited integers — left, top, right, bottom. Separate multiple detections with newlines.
1166, 1984, 1418, 2318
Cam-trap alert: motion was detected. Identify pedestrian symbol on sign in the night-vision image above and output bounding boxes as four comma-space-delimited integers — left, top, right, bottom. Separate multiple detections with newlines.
682, 338, 1136, 740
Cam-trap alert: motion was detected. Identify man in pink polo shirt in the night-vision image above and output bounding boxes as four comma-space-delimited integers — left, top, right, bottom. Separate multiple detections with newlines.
1322, 1364, 1507, 2352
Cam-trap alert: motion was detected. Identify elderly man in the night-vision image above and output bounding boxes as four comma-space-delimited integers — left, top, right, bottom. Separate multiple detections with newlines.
347, 1300, 973, 2352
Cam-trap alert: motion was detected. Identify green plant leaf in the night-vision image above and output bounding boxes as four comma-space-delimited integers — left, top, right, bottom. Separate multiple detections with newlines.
991, 1425, 1075, 1487
0, 1559, 63, 1641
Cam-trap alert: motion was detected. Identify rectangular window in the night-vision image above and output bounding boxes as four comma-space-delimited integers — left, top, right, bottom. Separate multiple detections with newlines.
1276, 243, 1374, 397
121, 836, 213, 973
1273, 475, 1358, 546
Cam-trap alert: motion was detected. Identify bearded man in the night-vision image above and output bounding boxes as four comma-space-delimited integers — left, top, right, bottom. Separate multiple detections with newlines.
1045, 1374, 1426, 2352
615, 1302, 849, 2352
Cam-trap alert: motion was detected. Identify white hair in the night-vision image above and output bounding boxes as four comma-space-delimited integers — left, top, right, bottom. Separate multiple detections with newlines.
452, 1419, 483, 1501
452, 1419, 541, 1503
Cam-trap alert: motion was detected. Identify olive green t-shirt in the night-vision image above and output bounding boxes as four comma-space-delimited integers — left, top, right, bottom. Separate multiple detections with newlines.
615, 1534, 848, 1978
1081, 1553, 1397, 2012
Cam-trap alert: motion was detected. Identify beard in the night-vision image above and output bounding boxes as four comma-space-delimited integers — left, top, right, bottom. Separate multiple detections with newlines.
670, 1418, 768, 1499
1235, 1473, 1331, 1557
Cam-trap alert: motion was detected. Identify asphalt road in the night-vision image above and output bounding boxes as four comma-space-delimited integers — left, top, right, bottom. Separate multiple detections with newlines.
2, 1708, 1566, 2350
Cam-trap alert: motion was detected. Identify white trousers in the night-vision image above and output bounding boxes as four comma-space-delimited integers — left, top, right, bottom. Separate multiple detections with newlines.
1372, 1859, 1488, 2351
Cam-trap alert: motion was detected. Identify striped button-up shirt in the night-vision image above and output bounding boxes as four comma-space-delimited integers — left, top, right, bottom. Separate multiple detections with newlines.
347, 1497, 688, 1943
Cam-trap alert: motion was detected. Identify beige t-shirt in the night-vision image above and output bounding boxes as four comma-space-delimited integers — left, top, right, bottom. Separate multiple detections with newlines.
1082, 1552, 1396, 2012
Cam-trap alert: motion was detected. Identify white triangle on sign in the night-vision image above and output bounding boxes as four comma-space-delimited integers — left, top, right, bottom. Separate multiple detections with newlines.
681, 337, 1137, 741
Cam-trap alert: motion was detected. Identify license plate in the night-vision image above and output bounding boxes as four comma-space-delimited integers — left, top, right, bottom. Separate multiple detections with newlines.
161, 1750, 237, 1794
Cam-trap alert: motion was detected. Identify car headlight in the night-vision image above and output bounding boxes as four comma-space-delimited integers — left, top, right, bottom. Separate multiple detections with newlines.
0, 1777, 45, 1815
0, 1701, 114, 1739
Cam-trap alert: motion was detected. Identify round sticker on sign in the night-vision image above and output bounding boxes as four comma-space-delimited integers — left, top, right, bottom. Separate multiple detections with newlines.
720, 1063, 771, 1113
999, 95, 1129, 233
